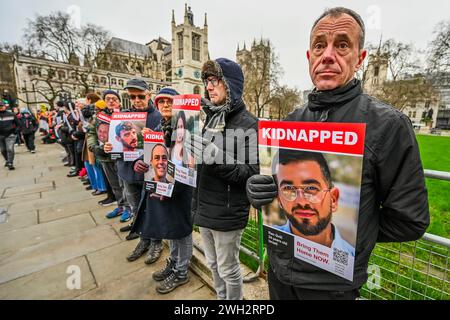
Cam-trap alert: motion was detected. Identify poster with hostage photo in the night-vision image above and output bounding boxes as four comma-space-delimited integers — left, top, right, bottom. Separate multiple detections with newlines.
96, 113, 111, 145
143, 132, 174, 198
259, 120, 366, 282
108, 112, 147, 161
168, 94, 200, 187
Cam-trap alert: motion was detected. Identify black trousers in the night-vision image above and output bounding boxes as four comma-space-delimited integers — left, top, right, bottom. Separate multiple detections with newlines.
23, 133, 36, 151
268, 267, 360, 300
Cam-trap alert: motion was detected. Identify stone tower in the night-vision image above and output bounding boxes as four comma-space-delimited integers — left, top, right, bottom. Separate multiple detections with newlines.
171, 4, 209, 95
363, 49, 389, 95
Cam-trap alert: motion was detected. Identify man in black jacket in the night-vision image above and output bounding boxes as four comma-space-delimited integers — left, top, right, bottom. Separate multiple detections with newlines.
0, 101, 20, 170
246, 7, 430, 300
191, 58, 259, 300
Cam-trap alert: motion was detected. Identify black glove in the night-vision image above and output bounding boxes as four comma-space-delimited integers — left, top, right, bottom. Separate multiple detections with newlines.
246, 175, 278, 209
161, 118, 173, 148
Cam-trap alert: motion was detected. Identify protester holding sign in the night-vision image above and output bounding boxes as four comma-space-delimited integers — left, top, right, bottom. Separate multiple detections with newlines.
130, 130, 194, 294
190, 58, 259, 300
246, 7, 430, 300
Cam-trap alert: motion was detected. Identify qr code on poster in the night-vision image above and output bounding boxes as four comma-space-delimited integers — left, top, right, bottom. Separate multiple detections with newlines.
333, 248, 349, 266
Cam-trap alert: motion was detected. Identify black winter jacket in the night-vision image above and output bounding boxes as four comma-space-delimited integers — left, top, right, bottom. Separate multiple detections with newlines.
0, 110, 20, 136
193, 100, 259, 231
268, 79, 430, 291
131, 181, 193, 240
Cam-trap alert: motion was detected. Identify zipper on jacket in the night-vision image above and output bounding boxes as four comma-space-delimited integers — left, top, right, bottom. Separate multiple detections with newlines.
227, 185, 230, 209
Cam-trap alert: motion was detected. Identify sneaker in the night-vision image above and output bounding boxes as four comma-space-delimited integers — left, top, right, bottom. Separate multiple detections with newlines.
126, 232, 140, 241
99, 198, 117, 207
153, 258, 176, 281
120, 210, 132, 223
120, 224, 133, 233
7, 164, 15, 170
156, 272, 189, 294
144, 241, 163, 265
92, 190, 106, 196
31, 150, 36, 154
4, 162, 9, 167
85, 186, 93, 191
105, 207, 123, 219
126, 239, 151, 262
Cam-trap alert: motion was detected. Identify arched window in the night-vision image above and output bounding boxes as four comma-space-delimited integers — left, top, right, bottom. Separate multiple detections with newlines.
111, 78, 117, 85
118, 79, 124, 87
93, 76, 99, 84
100, 77, 107, 85
193, 85, 201, 95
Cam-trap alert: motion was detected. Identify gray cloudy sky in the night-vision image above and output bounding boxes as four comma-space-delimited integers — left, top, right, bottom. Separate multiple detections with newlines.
1, 0, 449, 90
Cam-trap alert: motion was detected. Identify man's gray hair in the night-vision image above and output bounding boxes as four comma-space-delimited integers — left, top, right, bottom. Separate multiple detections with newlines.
311, 7, 365, 50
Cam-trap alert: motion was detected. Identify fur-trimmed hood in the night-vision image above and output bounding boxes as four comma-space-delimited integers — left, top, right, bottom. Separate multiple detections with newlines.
201, 58, 244, 107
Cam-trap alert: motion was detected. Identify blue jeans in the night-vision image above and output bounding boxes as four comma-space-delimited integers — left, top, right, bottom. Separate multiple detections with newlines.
0, 133, 16, 165
199, 227, 244, 300
84, 161, 106, 191
169, 233, 193, 278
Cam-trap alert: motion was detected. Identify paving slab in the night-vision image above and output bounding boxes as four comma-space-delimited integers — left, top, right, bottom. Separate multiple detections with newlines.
76, 265, 214, 300
0, 213, 96, 255
0, 256, 96, 300
0, 225, 121, 284
38, 198, 103, 223
0, 193, 41, 208
0, 211, 38, 234
86, 239, 147, 287
3, 182, 54, 198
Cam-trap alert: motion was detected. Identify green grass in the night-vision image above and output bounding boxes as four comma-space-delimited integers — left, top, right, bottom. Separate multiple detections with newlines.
416, 135, 450, 237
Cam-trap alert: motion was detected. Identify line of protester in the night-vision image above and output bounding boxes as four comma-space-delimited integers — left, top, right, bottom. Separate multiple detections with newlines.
2, 6, 430, 301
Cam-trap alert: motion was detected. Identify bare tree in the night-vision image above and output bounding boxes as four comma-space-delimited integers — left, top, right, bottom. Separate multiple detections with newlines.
271, 86, 301, 120
375, 76, 438, 112
23, 11, 111, 67
427, 20, 450, 74
239, 42, 283, 118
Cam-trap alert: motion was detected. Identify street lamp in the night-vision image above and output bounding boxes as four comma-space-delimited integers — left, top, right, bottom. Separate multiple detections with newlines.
107, 73, 112, 89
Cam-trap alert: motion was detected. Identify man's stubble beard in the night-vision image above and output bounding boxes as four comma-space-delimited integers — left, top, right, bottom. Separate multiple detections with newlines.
281, 203, 332, 237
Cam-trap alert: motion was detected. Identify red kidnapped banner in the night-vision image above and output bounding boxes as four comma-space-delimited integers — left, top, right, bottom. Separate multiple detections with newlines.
172, 94, 201, 111
111, 112, 147, 121
97, 113, 111, 124
144, 132, 164, 143
259, 120, 366, 156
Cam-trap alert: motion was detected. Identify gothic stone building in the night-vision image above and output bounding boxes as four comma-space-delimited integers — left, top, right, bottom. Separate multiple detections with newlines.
4, 4, 208, 113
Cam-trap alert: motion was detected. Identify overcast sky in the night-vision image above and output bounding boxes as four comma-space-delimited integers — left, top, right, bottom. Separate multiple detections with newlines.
1, 0, 449, 90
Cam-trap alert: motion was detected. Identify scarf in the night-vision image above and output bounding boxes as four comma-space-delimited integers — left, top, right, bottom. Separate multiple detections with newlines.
202, 102, 231, 133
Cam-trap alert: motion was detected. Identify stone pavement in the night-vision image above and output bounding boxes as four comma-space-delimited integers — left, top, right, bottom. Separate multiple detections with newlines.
0, 142, 216, 300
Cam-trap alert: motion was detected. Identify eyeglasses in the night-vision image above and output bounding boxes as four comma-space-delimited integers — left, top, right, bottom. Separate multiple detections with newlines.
129, 94, 146, 100
105, 97, 119, 102
158, 99, 172, 106
279, 185, 331, 203
203, 77, 221, 88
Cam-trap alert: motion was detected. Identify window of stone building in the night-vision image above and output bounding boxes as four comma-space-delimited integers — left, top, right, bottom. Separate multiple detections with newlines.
192, 33, 201, 61
93, 76, 99, 84
118, 79, 124, 87
70, 72, 77, 80
193, 85, 201, 95
374, 66, 380, 77
58, 70, 66, 80
149, 84, 154, 90
408, 111, 412, 118
413, 111, 417, 118
101, 77, 107, 85
178, 32, 184, 60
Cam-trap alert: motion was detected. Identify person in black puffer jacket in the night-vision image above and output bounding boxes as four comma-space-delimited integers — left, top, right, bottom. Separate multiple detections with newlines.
191, 58, 259, 300
246, 7, 429, 300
